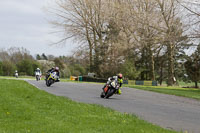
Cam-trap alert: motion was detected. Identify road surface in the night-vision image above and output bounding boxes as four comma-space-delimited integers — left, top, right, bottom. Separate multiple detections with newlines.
27, 80, 200, 133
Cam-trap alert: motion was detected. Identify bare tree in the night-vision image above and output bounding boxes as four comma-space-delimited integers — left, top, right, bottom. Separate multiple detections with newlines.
50, 0, 110, 75
112, 0, 164, 80
0, 49, 10, 61
176, 0, 200, 38
0, 47, 33, 64
155, 0, 189, 86
49, 0, 191, 81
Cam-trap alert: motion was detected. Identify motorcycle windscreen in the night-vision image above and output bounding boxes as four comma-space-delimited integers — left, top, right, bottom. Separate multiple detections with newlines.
104, 86, 108, 92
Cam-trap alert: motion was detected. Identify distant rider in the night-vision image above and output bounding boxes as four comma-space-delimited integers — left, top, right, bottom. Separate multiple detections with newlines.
15, 70, 18, 78
35, 68, 42, 79
35, 68, 42, 75
104, 73, 123, 95
46, 67, 60, 82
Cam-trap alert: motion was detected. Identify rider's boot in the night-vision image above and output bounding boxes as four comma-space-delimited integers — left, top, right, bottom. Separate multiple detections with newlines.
117, 88, 122, 95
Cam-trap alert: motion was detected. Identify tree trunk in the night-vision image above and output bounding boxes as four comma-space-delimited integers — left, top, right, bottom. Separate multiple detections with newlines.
195, 81, 198, 88
149, 47, 155, 81
89, 46, 93, 72
93, 28, 100, 76
86, 25, 93, 72
159, 61, 163, 85
167, 44, 175, 86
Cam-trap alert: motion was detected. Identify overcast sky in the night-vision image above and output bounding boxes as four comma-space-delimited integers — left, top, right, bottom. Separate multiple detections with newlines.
0, 0, 76, 57
0, 0, 199, 57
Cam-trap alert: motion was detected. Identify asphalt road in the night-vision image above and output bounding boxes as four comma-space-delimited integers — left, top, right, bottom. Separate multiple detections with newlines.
27, 80, 200, 133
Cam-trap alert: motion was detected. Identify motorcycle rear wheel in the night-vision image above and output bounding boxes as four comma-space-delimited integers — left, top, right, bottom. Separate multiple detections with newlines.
105, 89, 115, 99
36, 76, 39, 81
100, 92, 105, 98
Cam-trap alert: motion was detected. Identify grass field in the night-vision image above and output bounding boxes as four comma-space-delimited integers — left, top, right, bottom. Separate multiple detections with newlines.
126, 85, 200, 100
0, 76, 35, 80
0, 79, 178, 133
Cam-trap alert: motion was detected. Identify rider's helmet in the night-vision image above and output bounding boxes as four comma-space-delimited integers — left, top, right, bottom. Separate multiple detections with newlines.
118, 73, 123, 79
55, 67, 59, 71
15, 70, 18, 73
37, 68, 40, 70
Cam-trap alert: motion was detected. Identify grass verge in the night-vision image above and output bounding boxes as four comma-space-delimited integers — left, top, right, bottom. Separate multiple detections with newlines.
0, 79, 177, 133
0, 76, 35, 80
126, 85, 200, 100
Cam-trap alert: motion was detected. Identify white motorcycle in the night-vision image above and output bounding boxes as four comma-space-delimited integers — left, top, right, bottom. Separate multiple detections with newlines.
35, 72, 41, 81
15, 72, 18, 78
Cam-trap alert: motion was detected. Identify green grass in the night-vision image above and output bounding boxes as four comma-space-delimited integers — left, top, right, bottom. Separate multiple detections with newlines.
126, 85, 200, 100
0, 76, 35, 80
0, 76, 70, 81
0, 79, 178, 133
177, 81, 196, 87
155, 81, 196, 88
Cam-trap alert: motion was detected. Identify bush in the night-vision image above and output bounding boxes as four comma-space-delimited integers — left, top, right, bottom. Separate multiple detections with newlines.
70, 64, 86, 76
61, 67, 71, 78
82, 76, 107, 83
17, 59, 34, 76
120, 59, 140, 80
32, 61, 42, 72
0, 62, 3, 76
2, 61, 16, 76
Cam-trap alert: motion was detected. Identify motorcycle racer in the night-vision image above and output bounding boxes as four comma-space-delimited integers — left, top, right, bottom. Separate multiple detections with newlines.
103, 73, 123, 95
35, 68, 42, 80
46, 67, 60, 82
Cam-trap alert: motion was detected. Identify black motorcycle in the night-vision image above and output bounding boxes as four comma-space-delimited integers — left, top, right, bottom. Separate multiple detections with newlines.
100, 78, 119, 99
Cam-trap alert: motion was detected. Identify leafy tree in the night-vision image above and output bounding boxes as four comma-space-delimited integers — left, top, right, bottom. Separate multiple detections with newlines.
70, 64, 86, 76
36, 54, 41, 60
54, 58, 64, 70
120, 60, 140, 80
184, 44, 200, 88
61, 67, 71, 78
17, 60, 34, 76
2, 61, 16, 76
32, 61, 42, 72
154, 54, 168, 85
42, 53, 48, 60
0, 62, 3, 76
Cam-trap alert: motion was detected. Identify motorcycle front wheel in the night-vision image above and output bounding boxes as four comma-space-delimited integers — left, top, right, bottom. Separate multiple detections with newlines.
46, 80, 51, 87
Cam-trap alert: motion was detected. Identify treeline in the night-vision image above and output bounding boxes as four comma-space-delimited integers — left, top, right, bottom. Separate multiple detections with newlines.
0, 47, 41, 76
0, 47, 87, 78
49, 0, 200, 87
35, 54, 87, 78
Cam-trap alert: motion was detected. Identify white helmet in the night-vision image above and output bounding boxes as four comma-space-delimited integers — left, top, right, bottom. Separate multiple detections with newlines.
37, 68, 40, 70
